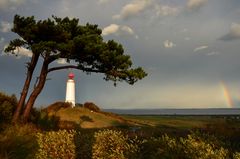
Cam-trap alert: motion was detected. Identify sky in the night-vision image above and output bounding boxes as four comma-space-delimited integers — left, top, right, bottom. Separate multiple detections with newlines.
0, 0, 240, 109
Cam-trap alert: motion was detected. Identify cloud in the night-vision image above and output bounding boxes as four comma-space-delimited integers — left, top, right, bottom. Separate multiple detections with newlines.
0, 0, 26, 10
102, 24, 134, 36
194, 45, 208, 52
121, 25, 134, 35
113, 0, 152, 20
207, 51, 219, 56
2, 46, 32, 58
155, 4, 181, 16
14, 47, 32, 57
0, 21, 11, 33
164, 40, 176, 48
57, 58, 67, 64
98, 0, 111, 4
220, 23, 240, 41
102, 24, 119, 36
187, 0, 208, 10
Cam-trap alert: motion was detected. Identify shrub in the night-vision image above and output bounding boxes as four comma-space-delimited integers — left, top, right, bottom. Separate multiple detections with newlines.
83, 102, 100, 112
180, 133, 229, 159
35, 130, 76, 159
75, 129, 95, 159
139, 133, 229, 159
139, 135, 180, 159
92, 129, 140, 159
35, 110, 60, 130
0, 124, 38, 159
45, 101, 72, 113
75, 103, 83, 107
0, 93, 17, 125
234, 152, 240, 159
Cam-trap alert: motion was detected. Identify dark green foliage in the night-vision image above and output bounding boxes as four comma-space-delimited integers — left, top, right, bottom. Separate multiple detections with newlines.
44, 101, 72, 113
5, 15, 147, 85
0, 93, 17, 125
35, 111, 60, 131
75, 103, 83, 107
4, 15, 147, 122
83, 102, 101, 112
75, 129, 95, 159
0, 124, 38, 159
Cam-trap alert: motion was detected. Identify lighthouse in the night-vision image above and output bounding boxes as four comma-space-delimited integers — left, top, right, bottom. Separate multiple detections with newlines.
65, 72, 75, 107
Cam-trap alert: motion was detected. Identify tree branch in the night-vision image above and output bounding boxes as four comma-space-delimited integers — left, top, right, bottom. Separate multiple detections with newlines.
47, 65, 105, 73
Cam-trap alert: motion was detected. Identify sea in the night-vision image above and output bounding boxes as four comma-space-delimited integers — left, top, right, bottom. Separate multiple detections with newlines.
104, 108, 240, 115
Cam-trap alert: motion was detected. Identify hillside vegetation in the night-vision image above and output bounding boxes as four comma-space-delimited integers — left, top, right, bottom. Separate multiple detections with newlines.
1, 92, 240, 159
41, 102, 135, 129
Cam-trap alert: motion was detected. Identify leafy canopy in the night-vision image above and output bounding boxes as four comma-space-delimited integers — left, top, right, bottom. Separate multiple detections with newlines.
5, 15, 147, 85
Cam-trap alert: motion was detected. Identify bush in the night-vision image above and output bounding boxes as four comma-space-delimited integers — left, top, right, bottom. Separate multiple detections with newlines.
139, 132, 229, 159
179, 133, 229, 159
35, 130, 76, 159
0, 124, 38, 159
75, 129, 95, 159
0, 93, 17, 125
45, 101, 72, 113
92, 129, 140, 159
234, 152, 240, 159
139, 135, 180, 159
35, 110, 60, 130
83, 102, 100, 112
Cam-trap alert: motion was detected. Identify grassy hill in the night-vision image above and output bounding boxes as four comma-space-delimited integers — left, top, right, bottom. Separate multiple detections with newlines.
43, 102, 136, 129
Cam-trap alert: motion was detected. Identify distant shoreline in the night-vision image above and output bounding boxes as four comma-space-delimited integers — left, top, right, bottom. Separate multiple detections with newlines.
104, 108, 240, 115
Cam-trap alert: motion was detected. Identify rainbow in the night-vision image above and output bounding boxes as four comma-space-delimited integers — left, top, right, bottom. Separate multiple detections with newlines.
220, 81, 234, 108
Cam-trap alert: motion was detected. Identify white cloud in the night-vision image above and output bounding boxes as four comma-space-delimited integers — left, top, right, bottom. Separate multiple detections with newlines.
0, 21, 11, 33
0, 0, 26, 10
57, 58, 67, 64
220, 23, 240, 41
2, 46, 32, 58
102, 24, 135, 36
164, 40, 176, 48
13, 47, 32, 57
207, 51, 219, 56
98, 0, 111, 4
102, 24, 120, 36
121, 25, 134, 35
194, 45, 208, 52
184, 37, 191, 41
187, 0, 208, 10
113, 0, 153, 20
155, 4, 181, 16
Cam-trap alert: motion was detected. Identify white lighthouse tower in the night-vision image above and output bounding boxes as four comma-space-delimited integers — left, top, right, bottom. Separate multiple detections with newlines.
65, 72, 75, 107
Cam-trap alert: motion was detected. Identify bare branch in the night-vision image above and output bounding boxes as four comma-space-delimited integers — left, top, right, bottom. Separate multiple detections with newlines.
47, 65, 105, 73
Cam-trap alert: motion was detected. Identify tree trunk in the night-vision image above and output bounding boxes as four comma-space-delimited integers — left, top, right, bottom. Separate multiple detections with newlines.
22, 61, 48, 123
12, 53, 39, 123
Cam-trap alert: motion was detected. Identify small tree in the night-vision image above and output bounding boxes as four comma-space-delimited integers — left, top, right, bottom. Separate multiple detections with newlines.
5, 15, 147, 122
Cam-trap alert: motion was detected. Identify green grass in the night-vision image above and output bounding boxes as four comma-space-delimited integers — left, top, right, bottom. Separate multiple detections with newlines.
1, 110, 240, 159
121, 115, 240, 131
49, 107, 131, 128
